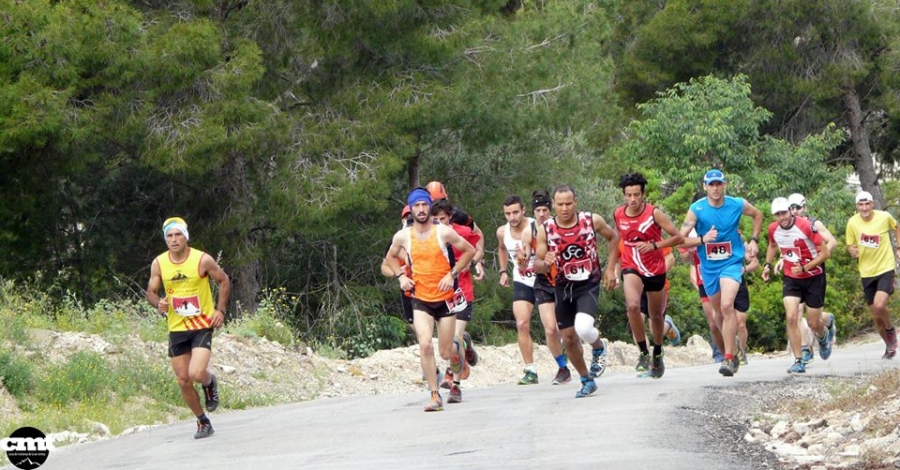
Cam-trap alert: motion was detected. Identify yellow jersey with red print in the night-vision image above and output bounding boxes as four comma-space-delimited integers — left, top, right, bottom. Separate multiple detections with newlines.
156, 247, 215, 332
846, 210, 898, 278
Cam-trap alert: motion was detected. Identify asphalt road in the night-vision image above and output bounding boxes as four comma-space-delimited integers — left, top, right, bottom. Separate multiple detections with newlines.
20, 340, 900, 470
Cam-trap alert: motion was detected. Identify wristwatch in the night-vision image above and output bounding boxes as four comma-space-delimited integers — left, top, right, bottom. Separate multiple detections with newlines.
450, 269, 459, 279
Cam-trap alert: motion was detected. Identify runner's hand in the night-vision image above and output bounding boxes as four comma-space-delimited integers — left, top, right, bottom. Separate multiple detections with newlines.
157, 297, 168, 316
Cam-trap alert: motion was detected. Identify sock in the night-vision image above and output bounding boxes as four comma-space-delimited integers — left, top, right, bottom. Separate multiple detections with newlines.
555, 354, 567, 368
637, 340, 649, 354
653, 344, 662, 356
198, 413, 210, 424
525, 363, 537, 373
725, 353, 734, 361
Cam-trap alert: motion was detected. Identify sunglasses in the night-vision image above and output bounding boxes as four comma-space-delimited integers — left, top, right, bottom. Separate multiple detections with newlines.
789, 205, 803, 211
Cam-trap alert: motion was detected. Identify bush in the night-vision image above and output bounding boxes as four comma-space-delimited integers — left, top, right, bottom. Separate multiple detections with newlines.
0, 351, 33, 399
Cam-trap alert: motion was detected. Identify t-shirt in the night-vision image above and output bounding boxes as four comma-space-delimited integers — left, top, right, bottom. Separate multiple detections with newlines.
846, 210, 898, 278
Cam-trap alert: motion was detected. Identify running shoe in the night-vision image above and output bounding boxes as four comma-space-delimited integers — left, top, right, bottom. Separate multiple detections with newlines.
665, 315, 682, 347
711, 340, 724, 363
450, 339, 464, 375
819, 315, 836, 360
551, 367, 572, 385
736, 345, 749, 366
800, 347, 814, 365
883, 331, 898, 359
203, 374, 219, 412
650, 351, 665, 379
439, 368, 453, 389
518, 369, 539, 385
194, 420, 214, 439
635, 352, 650, 372
718, 358, 735, 377
463, 332, 478, 366
424, 391, 443, 412
590, 339, 608, 378
575, 377, 597, 398
787, 361, 806, 374
448, 384, 462, 404
731, 351, 740, 374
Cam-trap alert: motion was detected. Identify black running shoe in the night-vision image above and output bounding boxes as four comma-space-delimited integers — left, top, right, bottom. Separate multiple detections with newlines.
203, 374, 219, 412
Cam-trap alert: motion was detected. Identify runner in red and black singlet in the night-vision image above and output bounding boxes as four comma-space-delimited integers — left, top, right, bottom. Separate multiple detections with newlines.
613, 173, 684, 379
534, 185, 619, 399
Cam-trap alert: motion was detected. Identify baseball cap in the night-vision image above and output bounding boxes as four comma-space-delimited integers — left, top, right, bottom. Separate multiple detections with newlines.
855, 191, 873, 203
703, 169, 726, 184
787, 193, 806, 208
400, 205, 411, 218
771, 197, 790, 214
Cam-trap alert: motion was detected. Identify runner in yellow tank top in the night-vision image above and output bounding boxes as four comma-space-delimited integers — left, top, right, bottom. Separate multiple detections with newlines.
146, 217, 231, 439
382, 188, 476, 412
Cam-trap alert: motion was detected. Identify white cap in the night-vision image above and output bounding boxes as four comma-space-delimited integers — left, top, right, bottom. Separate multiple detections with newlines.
771, 197, 790, 214
855, 191, 873, 204
787, 193, 806, 208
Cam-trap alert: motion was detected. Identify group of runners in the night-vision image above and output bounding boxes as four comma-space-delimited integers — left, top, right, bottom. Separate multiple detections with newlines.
143, 167, 900, 434
379, 169, 900, 412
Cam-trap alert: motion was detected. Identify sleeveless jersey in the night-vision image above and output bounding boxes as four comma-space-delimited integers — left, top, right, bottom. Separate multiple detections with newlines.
545, 212, 601, 286
449, 223, 480, 301
690, 196, 746, 269
156, 248, 215, 332
767, 216, 824, 279
531, 219, 556, 287
614, 203, 666, 277
503, 218, 536, 287
406, 225, 454, 302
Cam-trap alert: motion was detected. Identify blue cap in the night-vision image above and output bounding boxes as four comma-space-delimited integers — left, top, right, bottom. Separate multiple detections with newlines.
704, 169, 726, 184
407, 187, 432, 210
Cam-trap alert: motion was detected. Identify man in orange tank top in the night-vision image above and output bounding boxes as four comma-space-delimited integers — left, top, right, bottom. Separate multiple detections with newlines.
382, 188, 476, 412
146, 217, 231, 439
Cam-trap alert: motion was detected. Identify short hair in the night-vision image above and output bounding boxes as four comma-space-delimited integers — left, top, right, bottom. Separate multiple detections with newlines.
431, 199, 454, 217
502, 195, 523, 208
619, 173, 647, 192
553, 184, 576, 199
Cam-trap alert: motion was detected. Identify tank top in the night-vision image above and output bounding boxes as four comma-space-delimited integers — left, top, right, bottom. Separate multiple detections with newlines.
156, 248, 215, 332
503, 218, 536, 287
406, 225, 454, 302
614, 203, 666, 277
531, 220, 556, 287
545, 212, 601, 286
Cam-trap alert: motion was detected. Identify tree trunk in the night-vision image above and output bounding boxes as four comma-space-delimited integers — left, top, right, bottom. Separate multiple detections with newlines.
408, 149, 420, 190
845, 88, 885, 209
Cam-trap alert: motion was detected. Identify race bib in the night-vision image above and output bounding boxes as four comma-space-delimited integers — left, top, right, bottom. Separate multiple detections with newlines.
705, 241, 733, 261
445, 288, 468, 314
563, 259, 591, 281
172, 296, 202, 317
860, 233, 880, 249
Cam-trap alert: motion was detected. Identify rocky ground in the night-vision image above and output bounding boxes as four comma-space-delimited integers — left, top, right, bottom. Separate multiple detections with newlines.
2, 330, 898, 468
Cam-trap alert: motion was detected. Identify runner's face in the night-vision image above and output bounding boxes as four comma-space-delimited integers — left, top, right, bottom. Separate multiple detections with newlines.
166, 229, 187, 252
533, 206, 551, 223
775, 210, 792, 228
789, 204, 806, 217
553, 191, 576, 222
856, 200, 873, 218
705, 181, 725, 201
434, 211, 451, 226
503, 203, 524, 227
623, 185, 644, 209
412, 201, 431, 223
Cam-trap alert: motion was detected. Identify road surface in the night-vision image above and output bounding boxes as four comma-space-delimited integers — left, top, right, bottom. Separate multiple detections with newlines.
20, 340, 900, 470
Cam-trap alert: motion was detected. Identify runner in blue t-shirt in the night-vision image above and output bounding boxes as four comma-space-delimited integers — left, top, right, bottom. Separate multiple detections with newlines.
679, 169, 764, 377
